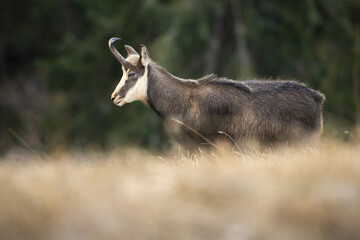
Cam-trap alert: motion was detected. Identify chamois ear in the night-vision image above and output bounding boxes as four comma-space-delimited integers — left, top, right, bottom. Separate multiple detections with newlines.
139, 44, 150, 66
124, 45, 139, 56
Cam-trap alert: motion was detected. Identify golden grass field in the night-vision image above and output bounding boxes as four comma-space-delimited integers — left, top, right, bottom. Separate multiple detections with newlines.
0, 140, 360, 240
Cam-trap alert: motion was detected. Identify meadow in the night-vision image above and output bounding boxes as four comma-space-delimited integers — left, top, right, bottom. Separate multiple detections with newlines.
0, 140, 359, 240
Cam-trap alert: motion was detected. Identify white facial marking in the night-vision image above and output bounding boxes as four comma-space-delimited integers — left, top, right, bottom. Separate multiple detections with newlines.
111, 54, 149, 107
120, 65, 148, 106
112, 65, 127, 101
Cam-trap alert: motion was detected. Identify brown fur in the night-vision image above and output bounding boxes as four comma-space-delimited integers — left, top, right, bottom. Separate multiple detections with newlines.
109, 41, 325, 151
145, 63, 324, 150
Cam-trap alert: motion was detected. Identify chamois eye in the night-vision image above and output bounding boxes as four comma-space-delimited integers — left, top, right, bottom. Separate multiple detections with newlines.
128, 72, 136, 78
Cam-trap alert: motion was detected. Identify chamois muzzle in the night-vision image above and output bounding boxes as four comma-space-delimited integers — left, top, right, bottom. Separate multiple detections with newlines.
108, 37, 128, 66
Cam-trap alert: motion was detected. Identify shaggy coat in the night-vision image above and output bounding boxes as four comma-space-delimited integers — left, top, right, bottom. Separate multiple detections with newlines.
146, 64, 324, 149
109, 38, 325, 150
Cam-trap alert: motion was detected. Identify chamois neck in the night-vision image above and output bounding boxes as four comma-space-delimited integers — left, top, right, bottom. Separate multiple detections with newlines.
146, 62, 192, 119
148, 62, 197, 85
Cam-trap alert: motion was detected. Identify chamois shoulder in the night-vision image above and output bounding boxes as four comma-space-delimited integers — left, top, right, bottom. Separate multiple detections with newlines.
150, 63, 250, 92
196, 74, 252, 93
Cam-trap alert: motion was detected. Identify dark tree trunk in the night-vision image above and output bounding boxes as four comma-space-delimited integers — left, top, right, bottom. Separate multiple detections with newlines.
205, 1, 226, 75
230, 0, 253, 79
353, 4, 360, 136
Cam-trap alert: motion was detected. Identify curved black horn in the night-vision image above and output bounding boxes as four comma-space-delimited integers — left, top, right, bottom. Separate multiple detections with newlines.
108, 37, 128, 65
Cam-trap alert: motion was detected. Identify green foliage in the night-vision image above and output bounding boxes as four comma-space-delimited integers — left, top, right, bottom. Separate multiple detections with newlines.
0, 0, 358, 153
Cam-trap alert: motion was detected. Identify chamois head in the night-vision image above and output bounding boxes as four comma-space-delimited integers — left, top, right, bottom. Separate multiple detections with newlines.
109, 37, 150, 106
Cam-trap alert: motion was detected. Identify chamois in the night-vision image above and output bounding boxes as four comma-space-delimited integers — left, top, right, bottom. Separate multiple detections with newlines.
109, 37, 325, 150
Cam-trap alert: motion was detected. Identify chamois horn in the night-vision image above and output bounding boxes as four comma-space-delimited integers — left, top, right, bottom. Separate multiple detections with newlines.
108, 37, 128, 66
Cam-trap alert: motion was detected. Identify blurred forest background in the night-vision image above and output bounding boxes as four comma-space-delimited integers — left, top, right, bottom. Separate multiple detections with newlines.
0, 0, 359, 154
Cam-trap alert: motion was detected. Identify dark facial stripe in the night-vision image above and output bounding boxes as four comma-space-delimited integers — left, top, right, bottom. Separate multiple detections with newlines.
118, 78, 138, 98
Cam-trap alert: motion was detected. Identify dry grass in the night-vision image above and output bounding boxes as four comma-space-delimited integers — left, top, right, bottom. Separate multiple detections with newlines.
0, 140, 360, 240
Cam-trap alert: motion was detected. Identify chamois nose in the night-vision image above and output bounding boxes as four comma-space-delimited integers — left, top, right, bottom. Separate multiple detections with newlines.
111, 95, 116, 101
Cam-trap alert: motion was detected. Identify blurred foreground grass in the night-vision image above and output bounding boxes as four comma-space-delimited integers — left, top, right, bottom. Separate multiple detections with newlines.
0, 140, 360, 240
